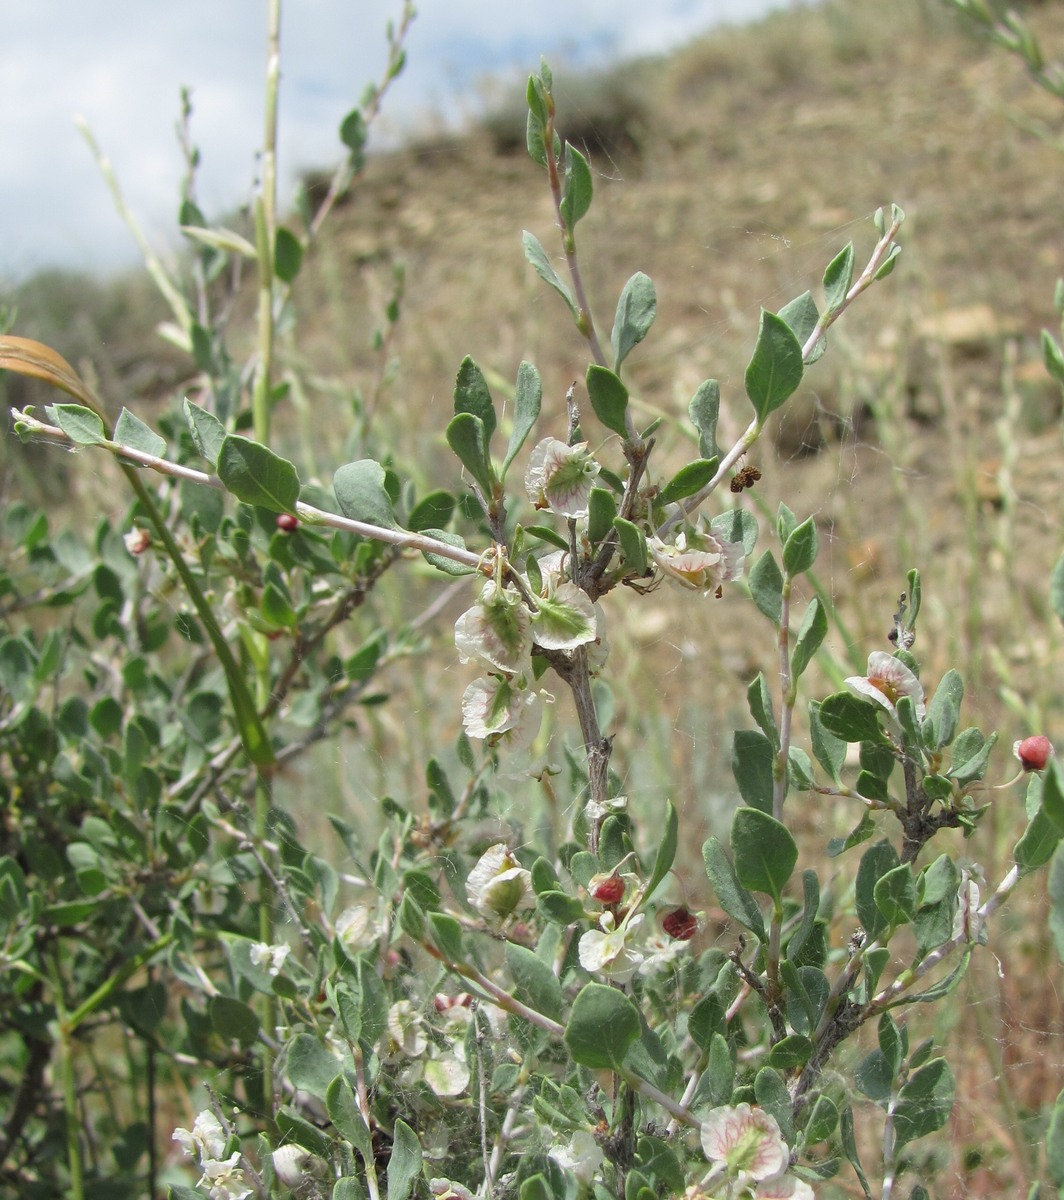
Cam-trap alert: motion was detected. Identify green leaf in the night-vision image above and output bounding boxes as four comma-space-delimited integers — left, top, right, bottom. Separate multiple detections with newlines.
286, 1032, 340, 1101
427, 913, 464, 962
792, 598, 827, 680
537, 890, 586, 924
183, 398, 227, 466
507, 942, 563, 1022
611, 272, 657, 372
891, 1058, 955, 1150
767, 1034, 814, 1070
948, 727, 996, 784
874, 243, 902, 281
754, 1066, 793, 1143
327, 1076, 373, 1160
731, 808, 797, 903
747, 674, 779, 750
502, 361, 542, 478
453, 356, 497, 442
923, 669, 964, 750
586, 364, 630, 438
274, 226, 304, 282
782, 516, 818, 577
334, 459, 400, 530
804, 1094, 839, 1144
407, 490, 456, 533
587, 487, 618, 544
614, 517, 648, 576
565, 982, 641, 1070
809, 699, 846, 785
340, 107, 368, 162
823, 242, 855, 312
658, 459, 718, 506
1046, 1086, 1064, 1185
1044, 330, 1064, 388
704, 1032, 736, 1107
688, 379, 720, 459
523, 230, 576, 316
702, 837, 766, 940
209, 995, 260, 1047
387, 1120, 422, 1200
749, 550, 783, 625
217, 435, 300, 513
855, 841, 900, 939
839, 1104, 871, 1200
114, 407, 166, 458
643, 800, 678, 903
261, 582, 297, 628
52, 403, 106, 444
732, 729, 774, 814
560, 143, 593, 232
1048, 844, 1064, 964
419, 528, 474, 576
785, 870, 821, 964
778, 291, 822, 362
818, 692, 886, 743
711, 507, 759, 555
745, 309, 804, 422
445, 413, 495, 497
1015, 807, 1061, 874
874, 863, 916, 929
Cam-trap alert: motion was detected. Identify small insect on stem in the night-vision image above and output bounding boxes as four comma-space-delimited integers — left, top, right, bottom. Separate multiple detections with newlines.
729, 463, 762, 493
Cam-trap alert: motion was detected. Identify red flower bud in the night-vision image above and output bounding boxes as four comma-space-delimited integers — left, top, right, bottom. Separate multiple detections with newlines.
661, 905, 698, 941
1015, 735, 1054, 772
276, 513, 299, 532
590, 874, 625, 905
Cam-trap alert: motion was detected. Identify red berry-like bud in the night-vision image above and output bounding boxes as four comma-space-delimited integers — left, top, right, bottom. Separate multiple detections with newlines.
1015, 735, 1054, 772
590, 874, 625, 905
661, 906, 699, 941
276, 513, 299, 532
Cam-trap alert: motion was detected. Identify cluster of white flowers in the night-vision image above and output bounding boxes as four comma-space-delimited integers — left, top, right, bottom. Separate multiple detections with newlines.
172, 1111, 251, 1200
577, 906, 694, 984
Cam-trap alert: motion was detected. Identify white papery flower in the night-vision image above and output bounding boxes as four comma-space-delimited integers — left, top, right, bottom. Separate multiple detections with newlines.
335, 905, 378, 952
647, 526, 745, 594
424, 1040, 470, 1097
466, 844, 533, 922
845, 650, 926, 725
526, 437, 600, 517
578, 911, 645, 984
249, 941, 290, 976
197, 1153, 253, 1200
387, 999, 427, 1058
461, 674, 543, 750
531, 580, 598, 650
173, 1110, 226, 1162
755, 1173, 816, 1199
549, 1129, 605, 1185
455, 581, 532, 672
272, 1144, 311, 1189
701, 1104, 788, 1185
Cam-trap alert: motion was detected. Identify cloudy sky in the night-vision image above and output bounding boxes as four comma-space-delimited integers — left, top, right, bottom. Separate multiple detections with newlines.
2, 0, 808, 280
